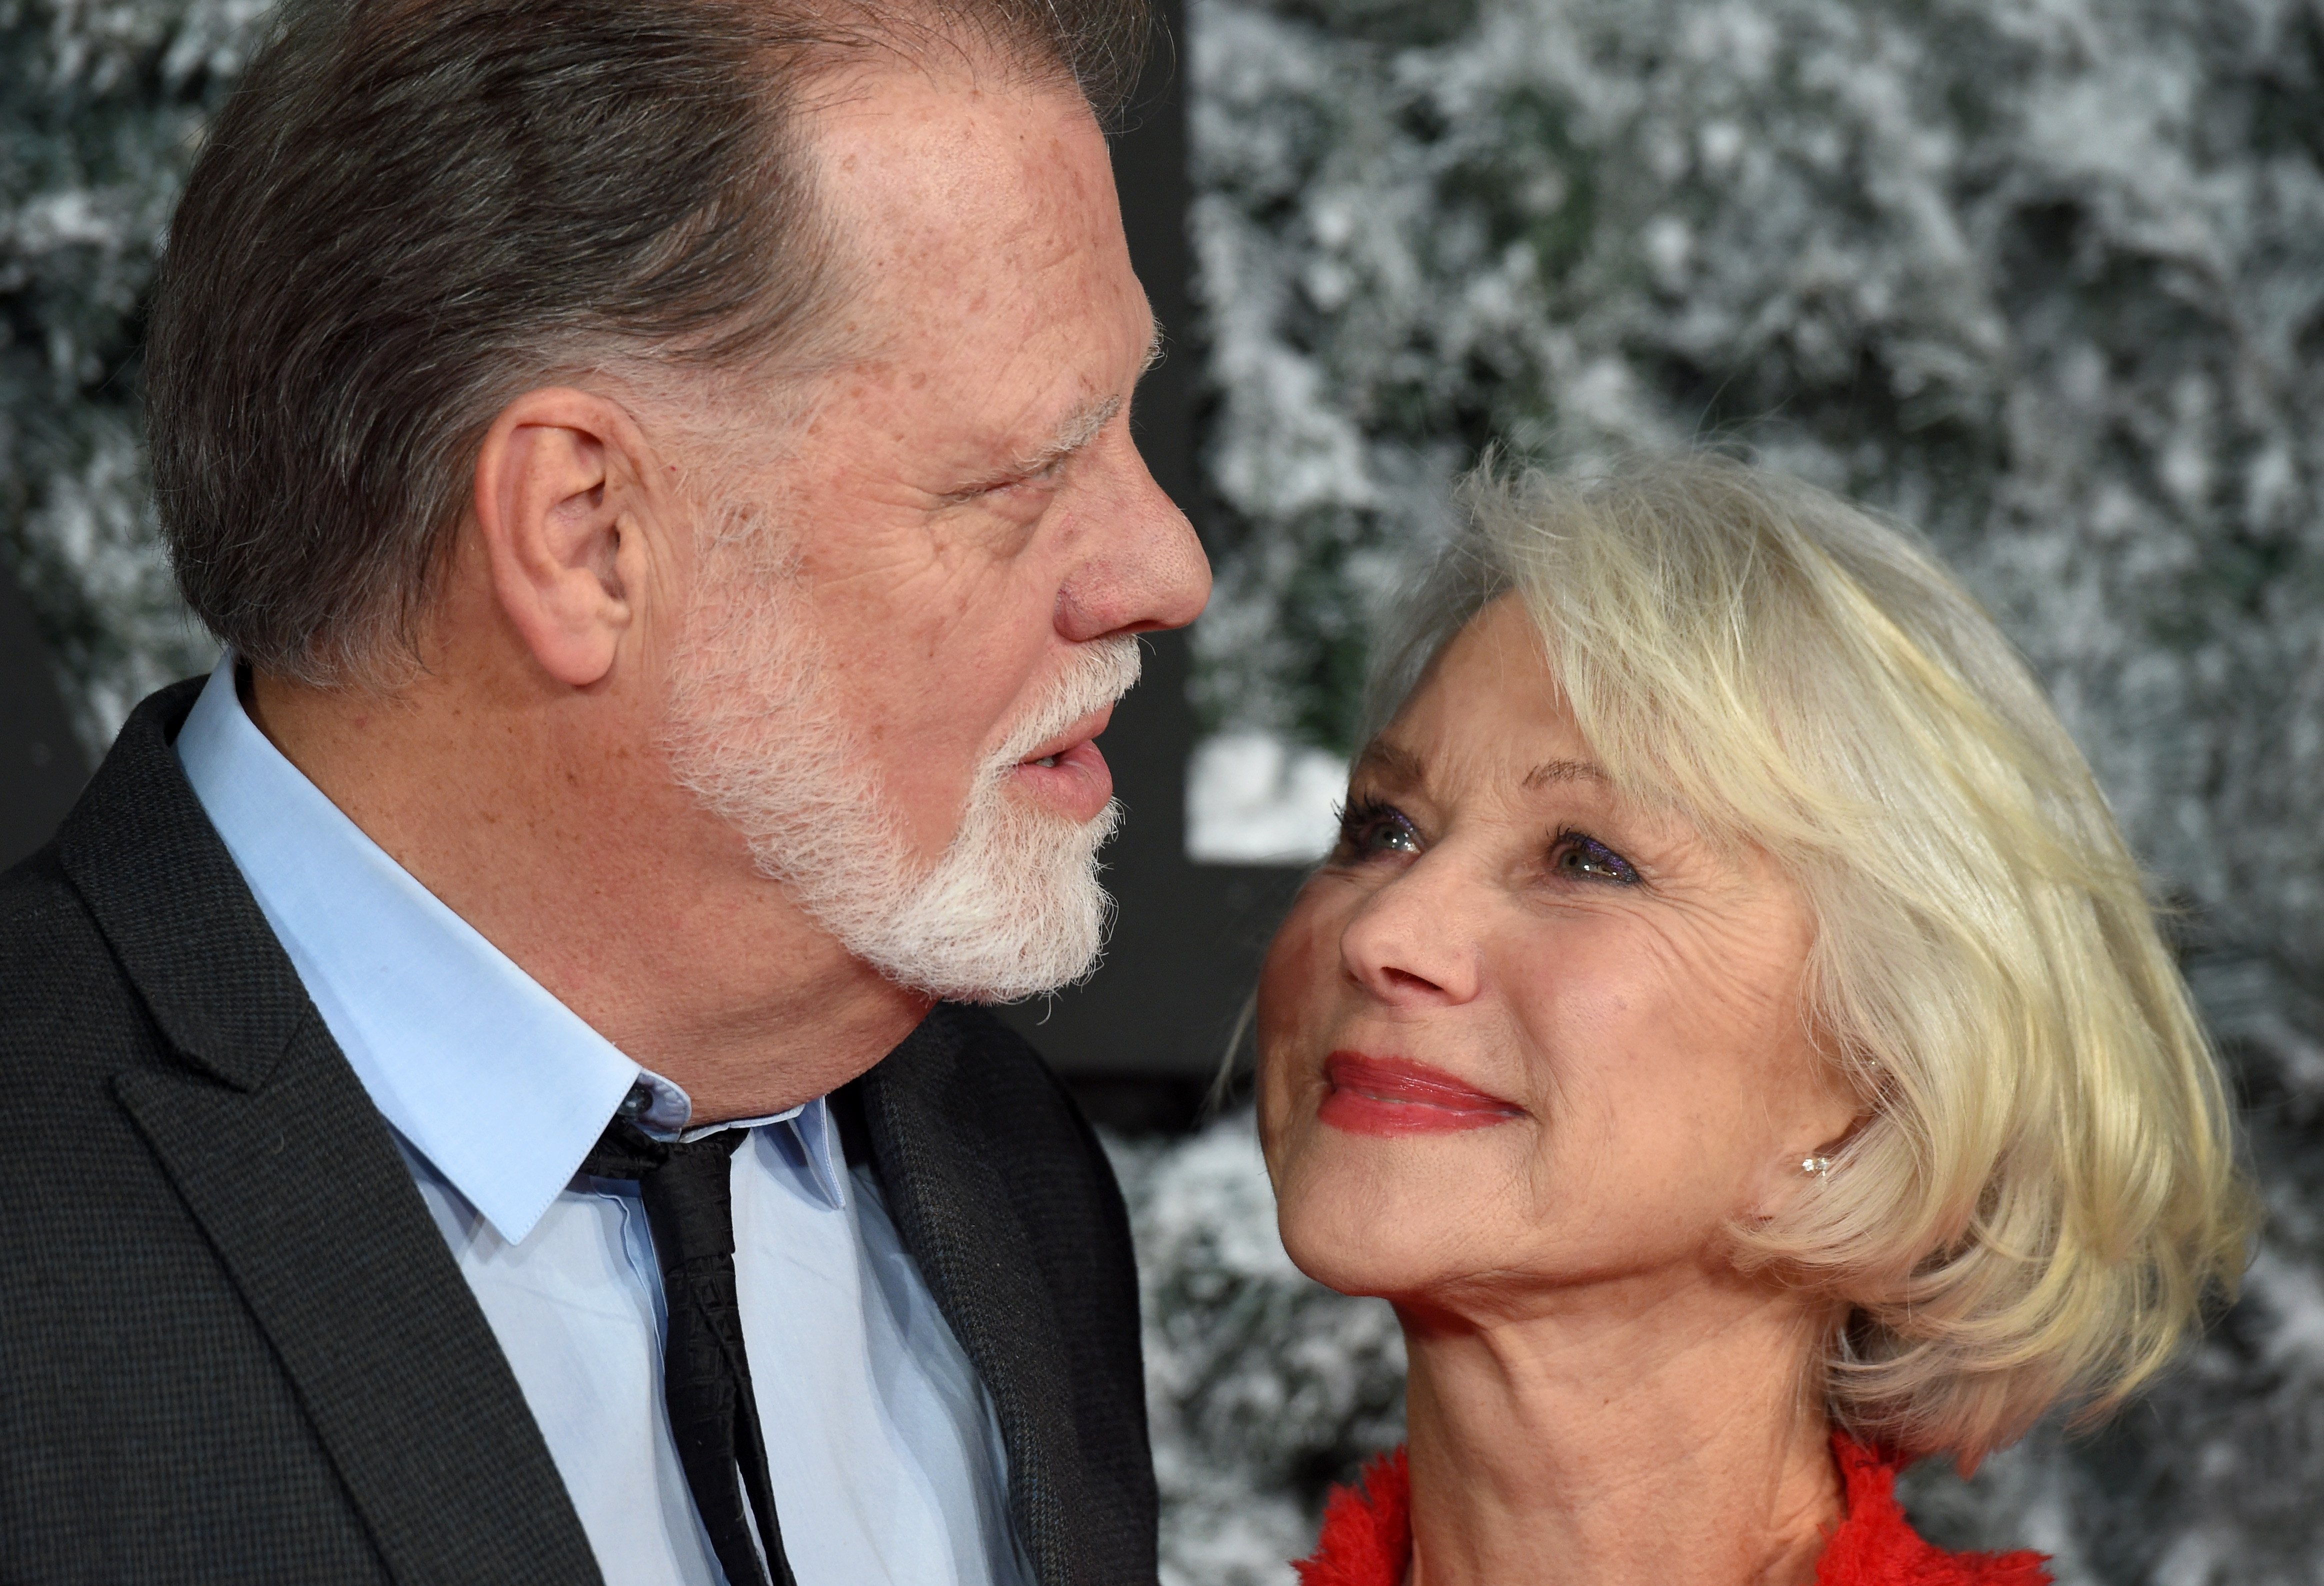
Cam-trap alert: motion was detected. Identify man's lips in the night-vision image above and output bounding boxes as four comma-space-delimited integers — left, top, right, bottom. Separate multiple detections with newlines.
1018, 705, 1114, 769
1318, 1051, 1527, 1137
1008, 706, 1116, 822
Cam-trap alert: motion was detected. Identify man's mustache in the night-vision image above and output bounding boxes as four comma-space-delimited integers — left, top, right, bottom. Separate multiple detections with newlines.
988, 636, 1144, 776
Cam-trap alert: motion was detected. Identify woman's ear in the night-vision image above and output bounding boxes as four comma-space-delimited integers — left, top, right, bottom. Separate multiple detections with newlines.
1747, 1045, 1872, 1222
470, 386, 662, 688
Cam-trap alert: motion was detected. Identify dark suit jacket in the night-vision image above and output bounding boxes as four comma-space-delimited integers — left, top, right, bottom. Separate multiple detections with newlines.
0, 678, 1157, 1584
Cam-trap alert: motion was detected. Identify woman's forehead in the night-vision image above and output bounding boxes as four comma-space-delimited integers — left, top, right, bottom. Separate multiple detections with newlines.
1368, 598, 1762, 868
1352, 730, 1615, 807
1375, 600, 1598, 778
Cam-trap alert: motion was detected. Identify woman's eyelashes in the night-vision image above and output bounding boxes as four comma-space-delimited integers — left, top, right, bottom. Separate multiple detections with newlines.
1547, 828, 1640, 886
1334, 798, 1640, 886
1335, 796, 1422, 858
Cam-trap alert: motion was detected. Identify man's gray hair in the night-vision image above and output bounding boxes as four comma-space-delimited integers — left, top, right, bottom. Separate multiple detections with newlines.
146, 0, 1150, 686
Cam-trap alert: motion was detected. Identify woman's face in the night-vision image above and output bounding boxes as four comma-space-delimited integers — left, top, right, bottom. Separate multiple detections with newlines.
1258, 596, 1858, 1316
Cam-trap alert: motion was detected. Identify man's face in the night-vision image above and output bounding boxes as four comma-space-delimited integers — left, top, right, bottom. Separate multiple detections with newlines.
661, 64, 1210, 1000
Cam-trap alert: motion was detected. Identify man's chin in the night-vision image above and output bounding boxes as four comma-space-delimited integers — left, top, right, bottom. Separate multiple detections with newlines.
853, 846, 1116, 1006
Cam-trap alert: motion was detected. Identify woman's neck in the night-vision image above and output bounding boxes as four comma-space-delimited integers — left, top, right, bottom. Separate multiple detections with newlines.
1398, 1270, 1843, 1586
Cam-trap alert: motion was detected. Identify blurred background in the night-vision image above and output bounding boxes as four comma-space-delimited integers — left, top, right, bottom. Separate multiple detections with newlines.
3, 0, 2320, 1580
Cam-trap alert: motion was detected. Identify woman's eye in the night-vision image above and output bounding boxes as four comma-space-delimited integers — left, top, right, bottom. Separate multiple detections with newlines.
1548, 830, 1639, 885
1336, 799, 1421, 858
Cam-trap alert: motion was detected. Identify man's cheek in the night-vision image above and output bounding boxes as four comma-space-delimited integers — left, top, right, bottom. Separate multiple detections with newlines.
859, 651, 1011, 778
845, 550, 1030, 660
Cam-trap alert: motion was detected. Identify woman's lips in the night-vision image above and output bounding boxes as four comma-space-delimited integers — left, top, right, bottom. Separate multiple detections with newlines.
1318, 1051, 1526, 1137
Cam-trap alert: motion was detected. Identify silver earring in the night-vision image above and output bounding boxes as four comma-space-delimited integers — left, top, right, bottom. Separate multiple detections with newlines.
1800, 1154, 1833, 1178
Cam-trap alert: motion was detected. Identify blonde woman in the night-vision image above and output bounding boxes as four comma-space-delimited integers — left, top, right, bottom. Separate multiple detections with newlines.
1260, 455, 2254, 1586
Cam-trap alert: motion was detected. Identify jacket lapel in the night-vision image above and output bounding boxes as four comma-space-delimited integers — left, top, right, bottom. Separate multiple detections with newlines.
58, 682, 602, 1586
854, 1007, 1098, 1586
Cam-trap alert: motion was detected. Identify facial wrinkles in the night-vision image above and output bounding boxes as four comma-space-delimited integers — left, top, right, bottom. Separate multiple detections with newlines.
1328, 764, 1732, 1171
794, 345, 1138, 600
812, 94, 1132, 450
1264, 622, 1843, 1320
658, 498, 1142, 1002
1474, 834, 1812, 1242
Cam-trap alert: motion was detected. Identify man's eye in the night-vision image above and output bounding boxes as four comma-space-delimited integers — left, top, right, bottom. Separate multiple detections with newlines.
1548, 830, 1639, 885
989, 460, 1066, 496
1336, 798, 1420, 858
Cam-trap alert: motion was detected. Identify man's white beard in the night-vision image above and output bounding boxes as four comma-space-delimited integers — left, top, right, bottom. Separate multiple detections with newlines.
660, 547, 1140, 1004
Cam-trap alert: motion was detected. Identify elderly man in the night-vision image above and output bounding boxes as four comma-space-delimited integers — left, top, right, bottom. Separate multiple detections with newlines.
0, 0, 1208, 1582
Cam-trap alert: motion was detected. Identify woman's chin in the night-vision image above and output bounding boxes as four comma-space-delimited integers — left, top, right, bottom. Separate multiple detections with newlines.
1278, 1211, 1438, 1299
1272, 1138, 1516, 1300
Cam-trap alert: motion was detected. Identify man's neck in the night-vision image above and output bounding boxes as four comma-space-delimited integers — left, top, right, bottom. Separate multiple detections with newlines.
246, 666, 932, 1122
1398, 1270, 1844, 1586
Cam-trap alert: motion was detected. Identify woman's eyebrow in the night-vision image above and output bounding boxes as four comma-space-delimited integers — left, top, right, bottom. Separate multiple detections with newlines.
1523, 758, 1610, 789
1351, 740, 1426, 788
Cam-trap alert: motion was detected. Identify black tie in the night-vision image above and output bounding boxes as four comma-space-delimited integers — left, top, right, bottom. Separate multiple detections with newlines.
582, 1120, 794, 1586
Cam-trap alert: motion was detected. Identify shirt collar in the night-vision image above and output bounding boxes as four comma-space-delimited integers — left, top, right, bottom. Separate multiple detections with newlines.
174, 658, 848, 1238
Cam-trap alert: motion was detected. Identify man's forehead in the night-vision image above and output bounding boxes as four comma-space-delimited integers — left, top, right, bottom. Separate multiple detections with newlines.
804, 72, 1136, 320
806, 62, 1112, 226
778, 62, 1156, 476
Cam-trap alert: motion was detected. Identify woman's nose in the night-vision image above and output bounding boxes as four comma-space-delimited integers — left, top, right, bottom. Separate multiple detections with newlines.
1337, 862, 1484, 1006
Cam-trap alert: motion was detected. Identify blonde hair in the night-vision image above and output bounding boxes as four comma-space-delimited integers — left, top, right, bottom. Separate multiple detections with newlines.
1372, 452, 2256, 1463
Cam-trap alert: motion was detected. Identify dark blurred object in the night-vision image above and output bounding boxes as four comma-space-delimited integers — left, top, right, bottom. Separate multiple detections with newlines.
1063, 1073, 1215, 1136
0, 566, 86, 870
997, 0, 1306, 1092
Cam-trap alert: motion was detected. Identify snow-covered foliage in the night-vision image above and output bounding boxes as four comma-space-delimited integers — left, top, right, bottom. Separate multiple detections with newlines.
1186, 732, 1349, 860
0, 0, 264, 742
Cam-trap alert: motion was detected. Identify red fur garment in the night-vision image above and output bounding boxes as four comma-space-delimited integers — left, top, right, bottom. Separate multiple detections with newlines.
1294, 1434, 2052, 1586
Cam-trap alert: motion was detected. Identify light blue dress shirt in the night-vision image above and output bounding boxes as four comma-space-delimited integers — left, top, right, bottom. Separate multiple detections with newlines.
174, 660, 1028, 1586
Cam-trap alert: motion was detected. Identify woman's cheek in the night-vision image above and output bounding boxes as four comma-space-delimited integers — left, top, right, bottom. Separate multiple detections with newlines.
1260, 880, 1336, 993
1255, 889, 1344, 1173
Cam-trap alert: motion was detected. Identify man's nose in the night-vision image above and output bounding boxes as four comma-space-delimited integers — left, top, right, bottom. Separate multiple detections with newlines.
1054, 432, 1212, 642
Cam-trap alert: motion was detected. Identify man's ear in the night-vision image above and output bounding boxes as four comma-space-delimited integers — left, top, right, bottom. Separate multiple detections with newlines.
470, 388, 661, 688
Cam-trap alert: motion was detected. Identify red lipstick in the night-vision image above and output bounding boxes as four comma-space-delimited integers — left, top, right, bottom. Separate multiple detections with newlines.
1318, 1052, 1526, 1137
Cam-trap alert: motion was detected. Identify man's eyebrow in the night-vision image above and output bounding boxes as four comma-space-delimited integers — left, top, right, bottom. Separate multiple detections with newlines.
1523, 758, 1611, 789
986, 390, 1122, 486
987, 320, 1162, 483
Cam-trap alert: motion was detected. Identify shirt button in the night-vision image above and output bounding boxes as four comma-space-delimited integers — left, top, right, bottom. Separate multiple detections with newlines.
617, 1082, 653, 1120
